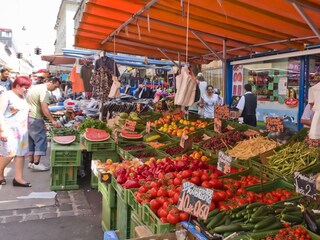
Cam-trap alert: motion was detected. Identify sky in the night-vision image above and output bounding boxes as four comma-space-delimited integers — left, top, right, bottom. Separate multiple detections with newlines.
0, 0, 61, 69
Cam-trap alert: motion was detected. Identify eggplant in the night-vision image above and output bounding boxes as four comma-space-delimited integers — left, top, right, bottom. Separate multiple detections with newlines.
304, 209, 320, 234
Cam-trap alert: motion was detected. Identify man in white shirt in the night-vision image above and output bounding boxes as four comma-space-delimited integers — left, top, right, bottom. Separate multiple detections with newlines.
236, 84, 257, 127
301, 103, 314, 128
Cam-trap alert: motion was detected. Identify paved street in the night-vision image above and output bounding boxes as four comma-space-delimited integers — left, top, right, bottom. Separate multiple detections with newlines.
0, 150, 104, 240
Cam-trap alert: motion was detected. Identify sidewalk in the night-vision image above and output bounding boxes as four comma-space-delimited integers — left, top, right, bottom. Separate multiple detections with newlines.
0, 147, 104, 240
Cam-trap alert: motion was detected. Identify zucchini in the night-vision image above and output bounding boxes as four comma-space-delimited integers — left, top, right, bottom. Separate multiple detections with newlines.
206, 212, 224, 229
254, 215, 277, 230
281, 214, 303, 224
282, 206, 300, 213
249, 216, 267, 223
246, 202, 266, 210
241, 223, 255, 231
253, 221, 283, 232
251, 206, 269, 218
204, 209, 220, 224
213, 223, 242, 233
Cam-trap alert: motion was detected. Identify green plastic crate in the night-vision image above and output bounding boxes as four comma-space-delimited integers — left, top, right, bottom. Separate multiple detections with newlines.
90, 171, 99, 190
98, 181, 116, 208
116, 193, 131, 240
127, 189, 144, 220
111, 176, 129, 203
83, 138, 116, 151
245, 178, 302, 204
50, 142, 82, 166
142, 204, 176, 234
51, 166, 79, 191
101, 193, 116, 231
130, 212, 145, 239
117, 142, 150, 160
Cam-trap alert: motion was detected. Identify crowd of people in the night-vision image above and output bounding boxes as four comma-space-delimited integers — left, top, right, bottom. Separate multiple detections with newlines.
0, 69, 62, 187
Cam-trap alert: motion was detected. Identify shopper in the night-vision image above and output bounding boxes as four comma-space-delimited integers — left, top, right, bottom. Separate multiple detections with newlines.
236, 84, 257, 127
0, 77, 32, 187
0, 68, 13, 90
26, 77, 62, 171
301, 102, 314, 128
199, 85, 219, 119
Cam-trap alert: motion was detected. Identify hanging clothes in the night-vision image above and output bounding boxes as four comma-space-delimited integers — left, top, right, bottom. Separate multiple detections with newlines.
80, 63, 94, 92
94, 56, 120, 76
69, 60, 84, 93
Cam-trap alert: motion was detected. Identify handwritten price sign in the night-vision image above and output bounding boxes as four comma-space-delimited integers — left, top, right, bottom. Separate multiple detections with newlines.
124, 119, 137, 132
177, 182, 213, 220
217, 151, 232, 174
294, 172, 317, 200
266, 117, 284, 132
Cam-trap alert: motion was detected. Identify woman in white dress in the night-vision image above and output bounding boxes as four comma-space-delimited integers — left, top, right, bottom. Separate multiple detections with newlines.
199, 85, 219, 119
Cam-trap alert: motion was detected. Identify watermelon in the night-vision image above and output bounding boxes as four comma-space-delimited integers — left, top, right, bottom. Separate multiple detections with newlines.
53, 135, 76, 145
84, 128, 110, 141
119, 132, 143, 139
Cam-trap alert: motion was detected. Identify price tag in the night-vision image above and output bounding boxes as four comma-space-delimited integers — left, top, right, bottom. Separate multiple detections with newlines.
113, 131, 118, 144
137, 103, 141, 112
217, 151, 232, 174
214, 105, 229, 120
214, 118, 222, 133
266, 117, 284, 132
98, 172, 112, 184
294, 172, 317, 200
146, 121, 151, 134
124, 119, 137, 132
177, 182, 213, 220
180, 132, 188, 148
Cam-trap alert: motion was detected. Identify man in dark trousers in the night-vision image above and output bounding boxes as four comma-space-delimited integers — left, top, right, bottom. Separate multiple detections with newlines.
236, 84, 257, 127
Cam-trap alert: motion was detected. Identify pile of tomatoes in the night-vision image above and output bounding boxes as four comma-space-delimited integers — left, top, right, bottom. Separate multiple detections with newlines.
262, 225, 312, 240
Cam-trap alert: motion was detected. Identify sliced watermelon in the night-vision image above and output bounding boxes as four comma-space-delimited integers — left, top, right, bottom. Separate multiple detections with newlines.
53, 135, 76, 145
119, 132, 143, 139
84, 128, 110, 141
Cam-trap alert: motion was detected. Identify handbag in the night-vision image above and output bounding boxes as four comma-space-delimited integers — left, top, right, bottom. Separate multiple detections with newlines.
108, 75, 121, 98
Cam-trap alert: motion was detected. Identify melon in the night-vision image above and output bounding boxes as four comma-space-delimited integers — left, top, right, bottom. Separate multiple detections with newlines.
84, 128, 110, 141
120, 132, 143, 139
53, 135, 76, 145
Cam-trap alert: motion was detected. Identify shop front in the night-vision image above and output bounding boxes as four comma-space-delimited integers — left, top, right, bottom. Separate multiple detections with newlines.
227, 50, 320, 131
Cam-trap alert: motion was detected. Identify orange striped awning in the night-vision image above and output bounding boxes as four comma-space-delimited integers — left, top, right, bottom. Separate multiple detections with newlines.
74, 0, 320, 63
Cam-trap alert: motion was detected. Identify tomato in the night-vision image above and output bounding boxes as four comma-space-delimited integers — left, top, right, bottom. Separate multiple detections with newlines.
167, 189, 176, 198
211, 192, 221, 203
236, 187, 247, 196
209, 179, 223, 189
210, 173, 218, 179
173, 192, 180, 204
201, 181, 212, 189
179, 212, 189, 221
225, 189, 234, 199
209, 201, 216, 211
150, 181, 160, 188
160, 217, 168, 223
150, 199, 161, 212
149, 187, 158, 198
217, 191, 227, 201
201, 174, 210, 182
193, 170, 203, 177
167, 212, 180, 224
138, 185, 149, 193
181, 169, 192, 179
190, 176, 200, 185
158, 207, 169, 218
156, 196, 167, 205
157, 187, 168, 197
173, 177, 182, 186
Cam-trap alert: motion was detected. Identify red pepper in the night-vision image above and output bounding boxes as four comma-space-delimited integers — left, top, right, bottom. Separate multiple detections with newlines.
123, 179, 141, 189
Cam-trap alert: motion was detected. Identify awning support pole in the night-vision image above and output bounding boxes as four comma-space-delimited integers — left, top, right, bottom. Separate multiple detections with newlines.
158, 48, 180, 69
191, 31, 223, 61
222, 39, 227, 103
100, 0, 158, 45
292, 3, 320, 40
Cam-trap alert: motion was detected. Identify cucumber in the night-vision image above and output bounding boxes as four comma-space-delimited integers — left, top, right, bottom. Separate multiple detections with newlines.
206, 212, 224, 229
254, 215, 277, 230
233, 204, 248, 213
236, 208, 248, 218
246, 202, 266, 210
249, 216, 267, 223
251, 206, 269, 218
225, 216, 231, 225
281, 214, 303, 224
204, 209, 220, 224
253, 221, 283, 232
241, 223, 255, 231
282, 206, 301, 213
213, 223, 242, 234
